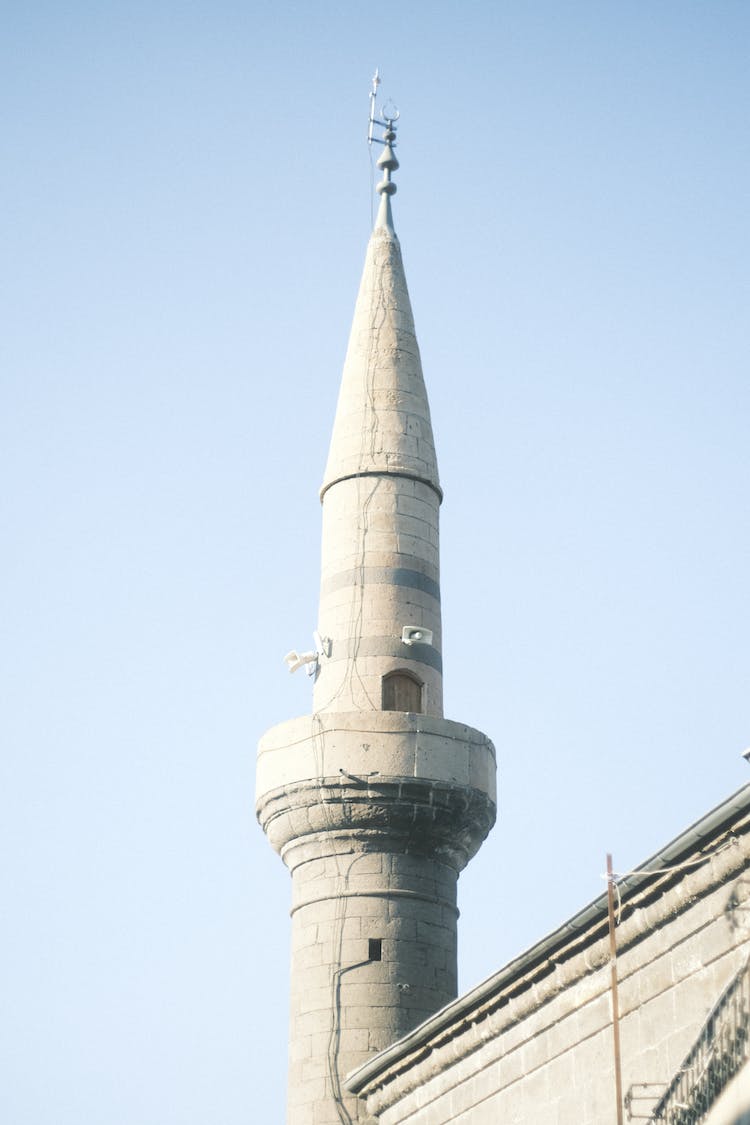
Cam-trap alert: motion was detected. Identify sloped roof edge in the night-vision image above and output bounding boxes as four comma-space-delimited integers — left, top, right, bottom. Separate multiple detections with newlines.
347, 781, 750, 1096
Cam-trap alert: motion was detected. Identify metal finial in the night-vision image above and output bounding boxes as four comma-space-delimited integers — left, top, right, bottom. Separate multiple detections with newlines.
376, 126, 399, 197
367, 72, 400, 230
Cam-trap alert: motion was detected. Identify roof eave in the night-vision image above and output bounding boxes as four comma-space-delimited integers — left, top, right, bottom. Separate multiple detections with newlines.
346, 781, 750, 1096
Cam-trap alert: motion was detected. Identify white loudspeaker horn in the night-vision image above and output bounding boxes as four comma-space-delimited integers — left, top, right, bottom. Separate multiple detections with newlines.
401, 626, 433, 646
284, 649, 318, 673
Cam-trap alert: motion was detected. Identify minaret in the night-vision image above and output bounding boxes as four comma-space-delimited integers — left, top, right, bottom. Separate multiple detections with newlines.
257, 89, 497, 1125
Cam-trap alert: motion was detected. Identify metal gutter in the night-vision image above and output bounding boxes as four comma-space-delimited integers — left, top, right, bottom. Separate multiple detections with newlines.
347, 782, 750, 1095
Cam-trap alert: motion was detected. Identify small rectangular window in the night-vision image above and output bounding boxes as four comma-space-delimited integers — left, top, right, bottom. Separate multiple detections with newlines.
368, 938, 382, 961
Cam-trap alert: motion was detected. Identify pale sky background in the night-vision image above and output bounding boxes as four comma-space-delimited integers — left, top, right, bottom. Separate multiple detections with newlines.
2, 2, 749, 1121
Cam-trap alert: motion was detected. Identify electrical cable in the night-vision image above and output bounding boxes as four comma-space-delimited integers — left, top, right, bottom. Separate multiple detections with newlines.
607, 836, 738, 883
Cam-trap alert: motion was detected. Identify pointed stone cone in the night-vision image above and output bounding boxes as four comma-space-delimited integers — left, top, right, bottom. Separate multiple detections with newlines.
321, 225, 441, 502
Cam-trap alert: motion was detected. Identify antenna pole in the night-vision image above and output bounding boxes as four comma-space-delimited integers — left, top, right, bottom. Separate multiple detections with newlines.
607, 853, 625, 1125
368, 69, 380, 144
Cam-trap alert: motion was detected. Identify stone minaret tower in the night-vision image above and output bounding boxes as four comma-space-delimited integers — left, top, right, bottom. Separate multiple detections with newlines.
257, 98, 496, 1125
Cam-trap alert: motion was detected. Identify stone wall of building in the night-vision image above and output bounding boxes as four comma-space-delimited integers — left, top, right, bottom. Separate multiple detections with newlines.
349, 795, 750, 1124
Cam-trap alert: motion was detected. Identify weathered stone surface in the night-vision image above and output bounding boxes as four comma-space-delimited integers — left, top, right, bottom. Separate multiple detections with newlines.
348, 803, 750, 1125
257, 712, 496, 805
319, 228, 440, 501
258, 196, 495, 1124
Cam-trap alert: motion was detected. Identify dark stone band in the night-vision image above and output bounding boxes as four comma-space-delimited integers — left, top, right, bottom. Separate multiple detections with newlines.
321, 566, 441, 602
333, 635, 443, 674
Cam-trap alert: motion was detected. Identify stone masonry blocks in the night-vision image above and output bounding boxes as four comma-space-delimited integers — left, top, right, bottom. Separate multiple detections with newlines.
351, 826, 750, 1125
258, 220, 497, 1123
286, 853, 459, 1125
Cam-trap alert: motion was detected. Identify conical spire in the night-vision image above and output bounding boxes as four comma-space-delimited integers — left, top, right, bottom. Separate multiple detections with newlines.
315, 102, 443, 717
320, 165, 441, 501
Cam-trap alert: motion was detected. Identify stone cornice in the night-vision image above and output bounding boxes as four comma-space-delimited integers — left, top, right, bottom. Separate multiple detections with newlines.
256, 774, 496, 873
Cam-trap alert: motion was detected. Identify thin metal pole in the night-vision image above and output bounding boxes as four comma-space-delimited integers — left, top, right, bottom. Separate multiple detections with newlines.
607, 853, 625, 1125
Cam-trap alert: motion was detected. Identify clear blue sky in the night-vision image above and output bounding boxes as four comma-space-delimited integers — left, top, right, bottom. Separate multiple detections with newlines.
2, 3, 748, 1121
